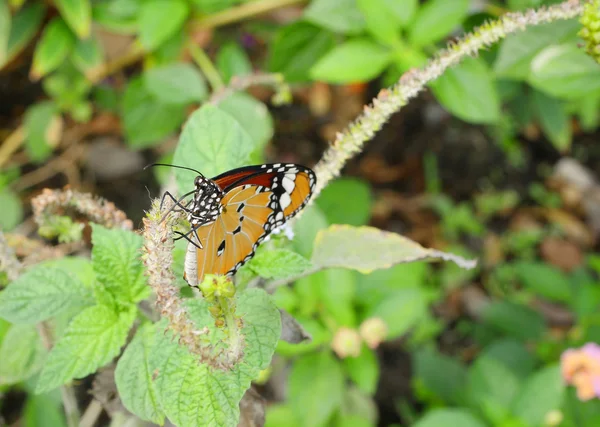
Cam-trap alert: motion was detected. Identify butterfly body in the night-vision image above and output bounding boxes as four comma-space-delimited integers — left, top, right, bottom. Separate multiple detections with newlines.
168, 163, 316, 287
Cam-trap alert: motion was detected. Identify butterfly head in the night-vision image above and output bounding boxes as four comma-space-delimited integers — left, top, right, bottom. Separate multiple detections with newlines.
188, 176, 224, 226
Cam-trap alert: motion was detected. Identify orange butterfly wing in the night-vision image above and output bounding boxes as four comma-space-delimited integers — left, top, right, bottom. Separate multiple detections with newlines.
183, 166, 315, 286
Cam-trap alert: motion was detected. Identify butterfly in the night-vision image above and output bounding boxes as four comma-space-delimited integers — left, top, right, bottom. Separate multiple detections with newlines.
157, 163, 316, 287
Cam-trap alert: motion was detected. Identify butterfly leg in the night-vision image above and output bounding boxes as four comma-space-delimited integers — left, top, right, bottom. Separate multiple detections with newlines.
159, 190, 197, 223
173, 230, 204, 249
160, 191, 193, 213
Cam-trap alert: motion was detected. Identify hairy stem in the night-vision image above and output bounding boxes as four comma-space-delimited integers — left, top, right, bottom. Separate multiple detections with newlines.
310, 0, 584, 201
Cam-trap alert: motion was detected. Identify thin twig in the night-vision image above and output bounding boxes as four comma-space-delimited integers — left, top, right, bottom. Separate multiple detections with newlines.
189, 43, 225, 91
208, 72, 289, 105
0, 231, 23, 282
37, 320, 81, 427
12, 142, 84, 191
86, 0, 305, 86
0, 126, 25, 168
191, 0, 307, 31
78, 399, 104, 427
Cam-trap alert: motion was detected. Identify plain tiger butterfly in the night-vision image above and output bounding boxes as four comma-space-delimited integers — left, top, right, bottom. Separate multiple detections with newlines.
157, 163, 316, 287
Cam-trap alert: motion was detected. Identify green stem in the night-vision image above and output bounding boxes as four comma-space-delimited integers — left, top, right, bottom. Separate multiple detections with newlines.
217, 295, 242, 360
191, 0, 307, 30
188, 43, 225, 91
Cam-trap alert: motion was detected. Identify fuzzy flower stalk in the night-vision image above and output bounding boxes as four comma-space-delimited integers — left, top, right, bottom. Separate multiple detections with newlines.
141, 198, 241, 370
32, 188, 133, 233
311, 0, 583, 199
561, 342, 600, 401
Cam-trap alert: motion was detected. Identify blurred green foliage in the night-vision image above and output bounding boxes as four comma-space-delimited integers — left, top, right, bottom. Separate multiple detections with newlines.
1, 0, 600, 426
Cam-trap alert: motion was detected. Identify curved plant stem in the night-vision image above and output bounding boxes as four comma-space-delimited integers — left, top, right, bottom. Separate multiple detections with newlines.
310, 0, 584, 201
191, 0, 307, 30
189, 43, 225, 91
0, 126, 24, 168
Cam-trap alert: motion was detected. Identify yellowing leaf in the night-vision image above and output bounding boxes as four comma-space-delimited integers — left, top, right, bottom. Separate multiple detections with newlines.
312, 225, 477, 274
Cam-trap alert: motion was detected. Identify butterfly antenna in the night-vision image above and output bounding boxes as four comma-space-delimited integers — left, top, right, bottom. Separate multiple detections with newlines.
144, 163, 205, 177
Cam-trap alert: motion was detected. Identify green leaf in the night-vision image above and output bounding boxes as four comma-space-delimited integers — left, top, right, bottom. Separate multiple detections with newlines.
338, 386, 378, 427
23, 393, 67, 427
150, 288, 281, 426
268, 21, 335, 83
24, 101, 62, 163
414, 409, 487, 427
414, 347, 467, 405
115, 323, 165, 424
430, 57, 500, 124
266, 404, 300, 427
0, 189, 22, 231
173, 104, 254, 193
121, 77, 186, 148
343, 346, 379, 394
0, 324, 46, 385
40, 256, 95, 287
0, 266, 93, 324
528, 43, 600, 99
382, 0, 418, 29
317, 178, 372, 226
367, 287, 427, 338
512, 365, 564, 426
138, 0, 189, 51
292, 204, 329, 258
91, 224, 149, 305
482, 301, 545, 341
310, 38, 392, 84
2, 3, 45, 67
217, 92, 274, 152
71, 36, 104, 75
216, 42, 252, 83
0, 0, 10, 64
312, 225, 477, 274
21, 393, 67, 427
36, 304, 135, 393
143, 62, 207, 104
357, 0, 402, 46
467, 356, 520, 417
249, 249, 312, 279
54, 0, 91, 38
481, 339, 536, 379
30, 17, 75, 80
357, 262, 428, 311
408, 0, 469, 47
494, 20, 579, 79
289, 351, 344, 426
318, 268, 357, 327
513, 261, 572, 302
92, 0, 140, 34
303, 0, 365, 34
